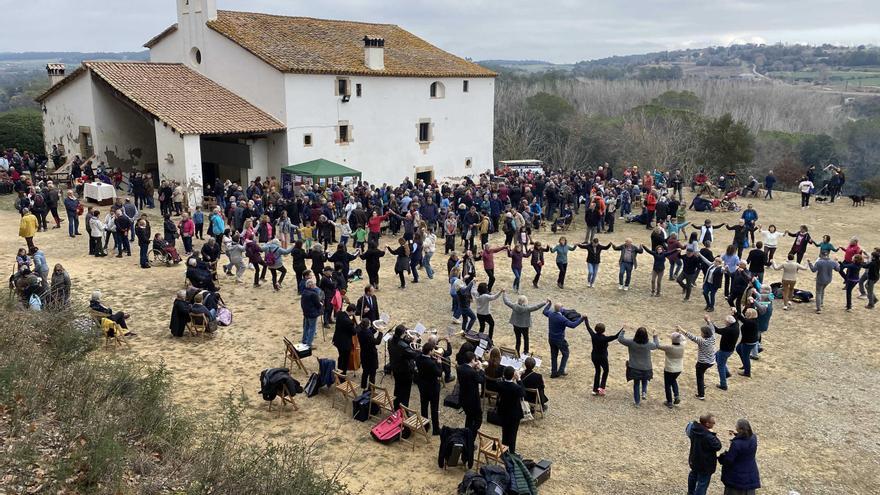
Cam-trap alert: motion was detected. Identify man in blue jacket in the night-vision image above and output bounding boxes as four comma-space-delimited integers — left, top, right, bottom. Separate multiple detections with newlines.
542, 301, 584, 378
686, 413, 723, 495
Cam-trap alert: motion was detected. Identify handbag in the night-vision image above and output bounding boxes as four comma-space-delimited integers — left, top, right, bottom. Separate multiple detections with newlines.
520, 399, 534, 422
304, 373, 320, 397
217, 307, 232, 326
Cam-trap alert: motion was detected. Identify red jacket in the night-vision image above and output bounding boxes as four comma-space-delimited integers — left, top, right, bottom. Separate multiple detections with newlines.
367, 212, 390, 234
645, 193, 657, 212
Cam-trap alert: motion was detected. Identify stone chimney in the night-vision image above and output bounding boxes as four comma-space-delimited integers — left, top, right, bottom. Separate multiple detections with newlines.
46, 64, 66, 86
363, 36, 385, 71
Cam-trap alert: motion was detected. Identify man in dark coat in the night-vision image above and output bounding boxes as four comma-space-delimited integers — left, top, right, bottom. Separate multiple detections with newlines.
169, 290, 191, 337
686, 413, 723, 495
355, 285, 380, 323
332, 304, 357, 373
495, 366, 525, 454
357, 320, 383, 390
456, 351, 485, 434
415, 342, 443, 434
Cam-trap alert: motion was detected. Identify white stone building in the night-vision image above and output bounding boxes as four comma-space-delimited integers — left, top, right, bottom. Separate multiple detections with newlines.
36, 0, 496, 205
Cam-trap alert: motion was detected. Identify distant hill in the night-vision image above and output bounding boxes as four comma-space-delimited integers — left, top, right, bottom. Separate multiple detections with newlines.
0, 51, 149, 63
482, 44, 880, 89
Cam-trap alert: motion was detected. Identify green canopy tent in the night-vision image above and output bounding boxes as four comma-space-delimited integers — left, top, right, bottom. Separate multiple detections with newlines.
281, 158, 362, 185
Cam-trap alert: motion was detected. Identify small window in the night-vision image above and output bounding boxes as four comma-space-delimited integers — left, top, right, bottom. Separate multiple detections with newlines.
338, 125, 350, 143
463, 80, 469, 92
429, 81, 445, 98
190, 47, 202, 65
356, 83, 362, 97
336, 78, 350, 96
465, 158, 473, 169
418, 122, 430, 143
303, 134, 312, 147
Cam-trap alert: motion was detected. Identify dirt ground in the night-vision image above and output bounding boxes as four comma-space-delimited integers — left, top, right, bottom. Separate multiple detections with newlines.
3, 191, 879, 495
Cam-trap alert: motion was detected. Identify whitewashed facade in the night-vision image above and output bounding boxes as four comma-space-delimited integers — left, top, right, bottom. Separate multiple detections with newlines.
39, 0, 495, 200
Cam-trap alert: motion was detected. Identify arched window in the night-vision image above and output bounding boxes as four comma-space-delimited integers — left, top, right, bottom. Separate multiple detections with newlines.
429, 81, 445, 99
190, 47, 202, 65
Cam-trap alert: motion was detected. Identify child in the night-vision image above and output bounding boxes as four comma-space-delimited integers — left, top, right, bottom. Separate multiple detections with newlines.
152, 234, 182, 263
300, 221, 314, 249
339, 217, 352, 247
193, 206, 205, 240
16, 248, 31, 274
353, 224, 368, 251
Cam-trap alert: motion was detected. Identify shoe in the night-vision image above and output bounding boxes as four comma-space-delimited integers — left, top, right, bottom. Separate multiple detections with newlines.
738, 372, 751, 377
588, 283, 594, 288
591, 390, 598, 396
76, 232, 82, 235
598, 388, 606, 396
624, 286, 629, 291
858, 294, 868, 299
695, 395, 705, 400
560, 371, 568, 376
664, 401, 674, 409
816, 309, 822, 314
867, 304, 875, 309
641, 392, 647, 400
445, 375, 456, 383
673, 397, 680, 404
549, 373, 560, 379
716, 384, 728, 390
618, 284, 623, 290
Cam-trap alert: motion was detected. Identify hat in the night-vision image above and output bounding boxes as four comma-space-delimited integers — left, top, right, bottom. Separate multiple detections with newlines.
686, 246, 695, 252
671, 332, 682, 344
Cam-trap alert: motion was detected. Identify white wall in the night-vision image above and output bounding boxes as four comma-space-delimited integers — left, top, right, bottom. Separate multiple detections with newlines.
147, 28, 182, 64
41, 72, 96, 161
155, 122, 203, 207
283, 74, 494, 184
91, 81, 158, 171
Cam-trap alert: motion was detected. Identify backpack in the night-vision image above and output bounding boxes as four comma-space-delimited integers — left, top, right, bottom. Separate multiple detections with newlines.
303, 372, 320, 397
216, 307, 232, 326
561, 308, 582, 322
265, 248, 278, 266
33, 194, 45, 208
370, 407, 404, 444
352, 391, 380, 422
480, 465, 510, 495
458, 471, 487, 495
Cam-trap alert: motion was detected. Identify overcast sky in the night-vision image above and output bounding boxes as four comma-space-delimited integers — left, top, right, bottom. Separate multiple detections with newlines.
2, 0, 879, 63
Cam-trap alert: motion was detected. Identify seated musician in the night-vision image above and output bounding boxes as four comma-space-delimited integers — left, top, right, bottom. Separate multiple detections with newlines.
520, 356, 548, 411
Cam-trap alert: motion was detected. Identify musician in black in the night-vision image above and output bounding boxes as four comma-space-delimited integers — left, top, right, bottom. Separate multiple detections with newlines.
456, 351, 485, 434
415, 341, 443, 434
389, 324, 419, 408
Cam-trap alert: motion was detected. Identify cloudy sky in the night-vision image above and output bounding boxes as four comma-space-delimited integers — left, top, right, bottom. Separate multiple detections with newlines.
3, 0, 879, 62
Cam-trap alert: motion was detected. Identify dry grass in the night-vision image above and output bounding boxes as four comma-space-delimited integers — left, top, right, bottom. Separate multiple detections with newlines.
2, 191, 878, 494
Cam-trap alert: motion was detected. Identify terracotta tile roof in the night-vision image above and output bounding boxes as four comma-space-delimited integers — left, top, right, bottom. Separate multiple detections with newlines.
204, 10, 496, 78
38, 62, 285, 136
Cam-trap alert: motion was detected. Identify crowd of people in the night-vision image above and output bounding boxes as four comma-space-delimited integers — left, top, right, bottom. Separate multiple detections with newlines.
8, 157, 877, 495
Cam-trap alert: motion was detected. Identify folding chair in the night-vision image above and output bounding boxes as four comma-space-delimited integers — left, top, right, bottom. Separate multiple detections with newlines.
400, 404, 431, 451
283, 337, 310, 375
498, 346, 520, 359
524, 387, 545, 420
482, 377, 499, 409
332, 370, 357, 415
368, 383, 394, 421
267, 383, 298, 413
187, 312, 208, 337
475, 431, 508, 469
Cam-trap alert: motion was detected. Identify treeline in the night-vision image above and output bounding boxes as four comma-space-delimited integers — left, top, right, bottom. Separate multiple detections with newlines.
571, 43, 880, 77
494, 82, 880, 195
